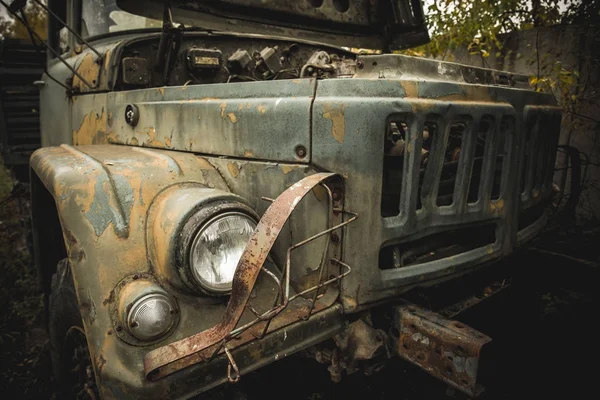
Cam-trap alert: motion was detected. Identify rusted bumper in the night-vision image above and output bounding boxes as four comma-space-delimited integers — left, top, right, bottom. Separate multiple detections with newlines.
394, 304, 491, 397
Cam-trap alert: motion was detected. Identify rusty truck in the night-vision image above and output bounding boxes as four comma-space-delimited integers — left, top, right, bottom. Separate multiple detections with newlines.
3, 0, 562, 398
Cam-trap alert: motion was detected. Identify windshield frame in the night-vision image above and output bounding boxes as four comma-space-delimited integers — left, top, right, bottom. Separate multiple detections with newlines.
68, 0, 161, 44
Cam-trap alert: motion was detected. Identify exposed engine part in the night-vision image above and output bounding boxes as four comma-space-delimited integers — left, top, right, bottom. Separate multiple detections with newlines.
186, 48, 222, 70
313, 319, 390, 383
256, 46, 283, 78
122, 57, 150, 85
301, 51, 357, 78
227, 49, 255, 74
333, 319, 390, 374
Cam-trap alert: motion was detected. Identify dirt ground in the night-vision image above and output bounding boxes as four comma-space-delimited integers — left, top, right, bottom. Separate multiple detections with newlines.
1, 161, 599, 400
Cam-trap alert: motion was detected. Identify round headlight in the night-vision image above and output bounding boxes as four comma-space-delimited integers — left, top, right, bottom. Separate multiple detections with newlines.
127, 293, 177, 341
189, 212, 256, 294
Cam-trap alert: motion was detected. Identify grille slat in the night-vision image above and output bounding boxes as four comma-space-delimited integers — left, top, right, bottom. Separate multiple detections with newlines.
452, 116, 477, 213
381, 102, 524, 235
477, 117, 501, 210
420, 117, 446, 209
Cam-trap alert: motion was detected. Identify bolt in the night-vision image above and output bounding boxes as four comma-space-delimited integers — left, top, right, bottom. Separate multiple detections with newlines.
132, 274, 139, 280
332, 189, 343, 201
130, 321, 139, 328
115, 326, 123, 332
357, 60, 364, 69
330, 232, 340, 244
295, 145, 307, 158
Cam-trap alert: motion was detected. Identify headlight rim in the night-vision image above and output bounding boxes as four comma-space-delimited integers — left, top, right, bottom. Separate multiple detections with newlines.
175, 199, 259, 296
111, 275, 180, 346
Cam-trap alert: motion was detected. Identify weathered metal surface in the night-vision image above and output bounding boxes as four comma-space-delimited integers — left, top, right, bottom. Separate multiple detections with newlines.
33, 30, 563, 398
143, 172, 337, 379
394, 305, 491, 397
107, 79, 315, 162
310, 68, 561, 312
354, 54, 531, 89
30, 142, 347, 397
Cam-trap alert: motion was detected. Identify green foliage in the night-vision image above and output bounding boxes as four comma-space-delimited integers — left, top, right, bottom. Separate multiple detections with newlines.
405, 0, 584, 60
0, 1, 47, 40
400, 0, 599, 129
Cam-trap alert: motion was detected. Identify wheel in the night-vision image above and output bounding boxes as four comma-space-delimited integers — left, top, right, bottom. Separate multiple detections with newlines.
48, 258, 98, 399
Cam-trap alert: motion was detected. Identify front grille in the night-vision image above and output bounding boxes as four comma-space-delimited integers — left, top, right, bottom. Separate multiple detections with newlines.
381, 103, 514, 221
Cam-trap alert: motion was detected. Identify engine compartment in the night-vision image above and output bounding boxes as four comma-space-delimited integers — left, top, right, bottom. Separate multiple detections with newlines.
115, 33, 359, 90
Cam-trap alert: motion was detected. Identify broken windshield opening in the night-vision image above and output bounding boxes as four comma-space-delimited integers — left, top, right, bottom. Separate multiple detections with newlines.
81, 0, 160, 38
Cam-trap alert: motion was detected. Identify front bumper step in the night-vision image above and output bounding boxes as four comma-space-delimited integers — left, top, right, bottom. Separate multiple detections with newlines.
394, 304, 491, 397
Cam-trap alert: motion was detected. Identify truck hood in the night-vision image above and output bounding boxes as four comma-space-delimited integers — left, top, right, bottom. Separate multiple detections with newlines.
116, 0, 429, 51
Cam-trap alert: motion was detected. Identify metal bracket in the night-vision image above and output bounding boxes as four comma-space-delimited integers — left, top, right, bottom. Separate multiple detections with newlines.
394, 304, 491, 397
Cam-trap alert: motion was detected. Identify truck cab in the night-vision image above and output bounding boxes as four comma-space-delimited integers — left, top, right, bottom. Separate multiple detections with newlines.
23, 0, 560, 398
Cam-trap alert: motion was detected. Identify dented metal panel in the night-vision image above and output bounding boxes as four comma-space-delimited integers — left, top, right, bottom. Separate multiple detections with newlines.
106, 79, 316, 162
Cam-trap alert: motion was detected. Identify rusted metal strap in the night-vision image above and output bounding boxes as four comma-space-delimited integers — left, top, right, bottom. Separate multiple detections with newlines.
394, 305, 491, 397
144, 172, 338, 380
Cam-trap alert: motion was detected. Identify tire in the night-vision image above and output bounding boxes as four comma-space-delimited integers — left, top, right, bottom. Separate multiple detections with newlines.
48, 258, 98, 399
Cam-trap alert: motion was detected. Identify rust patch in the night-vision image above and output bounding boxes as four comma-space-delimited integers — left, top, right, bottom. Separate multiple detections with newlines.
401, 81, 419, 98
227, 162, 240, 178
103, 50, 111, 70
280, 165, 295, 175
137, 127, 165, 148
157, 87, 165, 96
220, 103, 227, 118
257, 105, 267, 114
72, 53, 101, 91
323, 103, 345, 144
73, 109, 108, 145
96, 354, 107, 375
227, 112, 238, 124
489, 199, 504, 213
244, 150, 253, 158
164, 136, 172, 147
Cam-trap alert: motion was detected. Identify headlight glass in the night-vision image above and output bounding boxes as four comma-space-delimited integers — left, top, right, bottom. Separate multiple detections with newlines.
189, 212, 256, 294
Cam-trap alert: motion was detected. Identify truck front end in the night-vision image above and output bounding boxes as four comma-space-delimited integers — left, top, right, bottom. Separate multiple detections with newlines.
22, 0, 560, 398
